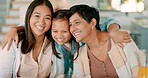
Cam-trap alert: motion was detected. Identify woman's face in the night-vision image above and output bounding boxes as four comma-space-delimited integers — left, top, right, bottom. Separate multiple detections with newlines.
52, 19, 71, 45
69, 13, 91, 42
30, 4, 52, 38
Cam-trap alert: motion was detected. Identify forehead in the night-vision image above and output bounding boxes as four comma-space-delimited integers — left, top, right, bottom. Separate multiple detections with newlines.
69, 13, 81, 22
33, 4, 52, 15
52, 19, 69, 28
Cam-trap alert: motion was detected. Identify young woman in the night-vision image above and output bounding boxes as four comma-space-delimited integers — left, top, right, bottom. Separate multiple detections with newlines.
67, 4, 140, 78
0, 0, 54, 77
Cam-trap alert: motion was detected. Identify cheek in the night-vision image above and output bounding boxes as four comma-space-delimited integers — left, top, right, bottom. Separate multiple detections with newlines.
51, 32, 55, 38
51, 33, 57, 41
45, 23, 52, 30
29, 23, 33, 31
30, 17, 36, 24
70, 27, 73, 33
29, 19, 36, 30
66, 33, 71, 41
46, 20, 52, 26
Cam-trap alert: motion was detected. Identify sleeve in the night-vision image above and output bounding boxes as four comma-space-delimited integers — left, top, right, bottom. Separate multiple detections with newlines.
99, 18, 120, 32
123, 40, 140, 77
123, 40, 139, 68
0, 41, 16, 77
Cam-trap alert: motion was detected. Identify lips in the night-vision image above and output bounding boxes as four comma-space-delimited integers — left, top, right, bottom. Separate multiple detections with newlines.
57, 38, 64, 42
72, 31, 81, 38
36, 25, 45, 30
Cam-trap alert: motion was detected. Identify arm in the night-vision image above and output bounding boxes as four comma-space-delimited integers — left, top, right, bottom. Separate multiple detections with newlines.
99, 19, 119, 32
1, 26, 25, 50
99, 19, 131, 47
108, 24, 131, 43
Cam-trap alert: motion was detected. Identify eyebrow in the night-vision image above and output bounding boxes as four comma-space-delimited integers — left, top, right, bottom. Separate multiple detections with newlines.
34, 12, 40, 15
71, 19, 79, 23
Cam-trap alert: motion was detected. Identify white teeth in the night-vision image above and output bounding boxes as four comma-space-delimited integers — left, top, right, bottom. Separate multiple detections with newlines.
73, 32, 80, 37
57, 38, 64, 42
36, 26, 44, 30
74, 32, 79, 36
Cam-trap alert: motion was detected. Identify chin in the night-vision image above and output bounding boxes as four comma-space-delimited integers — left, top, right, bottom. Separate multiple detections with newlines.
56, 42, 64, 45
75, 38, 82, 42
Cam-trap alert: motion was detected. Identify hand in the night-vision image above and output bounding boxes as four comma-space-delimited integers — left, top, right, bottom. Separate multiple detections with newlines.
109, 29, 131, 43
1, 27, 19, 50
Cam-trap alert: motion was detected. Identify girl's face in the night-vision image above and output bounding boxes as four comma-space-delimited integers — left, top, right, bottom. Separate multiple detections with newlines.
69, 13, 92, 42
30, 4, 52, 38
52, 19, 71, 45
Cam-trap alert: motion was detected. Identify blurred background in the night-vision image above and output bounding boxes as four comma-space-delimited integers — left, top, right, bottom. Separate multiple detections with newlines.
0, 0, 148, 53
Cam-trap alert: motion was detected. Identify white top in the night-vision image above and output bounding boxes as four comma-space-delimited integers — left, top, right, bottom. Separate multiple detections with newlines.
0, 37, 53, 78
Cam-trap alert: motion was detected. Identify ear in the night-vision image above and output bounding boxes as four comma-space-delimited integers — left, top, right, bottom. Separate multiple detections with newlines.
90, 18, 97, 30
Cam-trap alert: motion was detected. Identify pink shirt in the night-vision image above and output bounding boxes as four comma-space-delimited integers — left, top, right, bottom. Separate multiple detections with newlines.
88, 47, 119, 78
17, 38, 52, 77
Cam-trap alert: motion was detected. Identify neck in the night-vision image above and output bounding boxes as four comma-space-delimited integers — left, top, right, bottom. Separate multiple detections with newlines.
87, 31, 110, 50
35, 35, 45, 45
87, 31, 110, 61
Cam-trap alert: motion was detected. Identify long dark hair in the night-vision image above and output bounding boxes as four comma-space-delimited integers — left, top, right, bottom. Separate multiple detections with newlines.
21, 0, 54, 54
52, 10, 68, 59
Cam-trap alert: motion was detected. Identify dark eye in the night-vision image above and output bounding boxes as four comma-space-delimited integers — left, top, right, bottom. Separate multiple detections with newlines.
45, 17, 51, 20
34, 15, 40, 18
52, 30, 57, 33
76, 21, 80, 24
69, 23, 72, 26
74, 21, 80, 26
63, 30, 68, 33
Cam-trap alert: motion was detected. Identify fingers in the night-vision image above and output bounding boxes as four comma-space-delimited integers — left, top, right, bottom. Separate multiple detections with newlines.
1, 38, 13, 51
7, 40, 12, 51
15, 35, 19, 47
121, 39, 131, 43
111, 29, 132, 44
120, 31, 132, 43
1, 39, 8, 50
123, 34, 131, 43
116, 42, 124, 48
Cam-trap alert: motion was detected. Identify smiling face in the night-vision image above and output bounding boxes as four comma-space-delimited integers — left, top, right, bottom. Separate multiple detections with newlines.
52, 19, 71, 45
69, 13, 92, 42
30, 4, 52, 38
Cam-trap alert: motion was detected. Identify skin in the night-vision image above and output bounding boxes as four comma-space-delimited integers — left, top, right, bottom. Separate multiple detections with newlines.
30, 5, 52, 38
69, 12, 139, 78
69, 13, 111, 61
29, 4, 52, 61
1, 9, 131, 50
52, 19, 71, 45
69, 13, 95, 43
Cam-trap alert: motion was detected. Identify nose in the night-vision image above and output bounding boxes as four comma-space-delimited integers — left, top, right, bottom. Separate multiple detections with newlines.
57, 32, 64, 38
38, 17, 45, 25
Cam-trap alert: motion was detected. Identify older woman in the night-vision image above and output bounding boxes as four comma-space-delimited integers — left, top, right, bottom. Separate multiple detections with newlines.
68, 5, 140, 78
